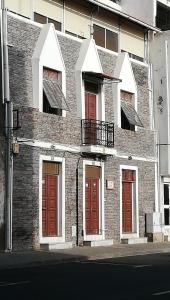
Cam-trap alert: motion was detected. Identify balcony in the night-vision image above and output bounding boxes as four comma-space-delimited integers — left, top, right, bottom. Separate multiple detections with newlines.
81, 119, 116, 156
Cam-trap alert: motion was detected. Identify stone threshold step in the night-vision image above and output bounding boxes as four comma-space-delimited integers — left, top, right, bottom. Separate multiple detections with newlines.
121, 237, 148, 245
40, 242, 73, 250
83, 239, 113, 247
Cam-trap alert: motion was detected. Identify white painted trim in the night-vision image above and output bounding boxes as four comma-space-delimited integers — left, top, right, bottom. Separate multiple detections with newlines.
96, 45, 118, 57
121, 233, 138, 239
18, 138, 80, 153
163, 181, 170, 228
32, 23, 66, 113
101, 85, 105, 122
81, 145, 117, 156
155, 162, 159, 213
83, 160, 105, 241
160, 177, 164, 216
120, 165, 139, 239
129, 57, 148, 67
116, 153, 157, 163
163, 177, 170, 183
16, 137, 157, 162
39, 155, 65, 244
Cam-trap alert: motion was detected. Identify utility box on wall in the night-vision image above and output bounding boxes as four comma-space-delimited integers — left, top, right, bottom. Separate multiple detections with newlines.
146, 212, 164, 242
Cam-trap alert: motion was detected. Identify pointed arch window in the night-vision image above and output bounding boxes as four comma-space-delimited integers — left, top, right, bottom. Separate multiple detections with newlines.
120, 90, 143, 131
43, 67, 68, 116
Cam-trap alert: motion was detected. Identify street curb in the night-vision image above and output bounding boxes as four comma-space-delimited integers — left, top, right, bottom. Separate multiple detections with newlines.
1, 247, 170, 271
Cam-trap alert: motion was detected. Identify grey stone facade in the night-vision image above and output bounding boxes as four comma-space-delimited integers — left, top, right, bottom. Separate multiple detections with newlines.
6, 15, 156, 250
0, 139, 5, 250
0, 90, 5, 249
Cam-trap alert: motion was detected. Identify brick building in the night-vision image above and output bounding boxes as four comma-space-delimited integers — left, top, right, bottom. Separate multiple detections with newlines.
0, 0, 164, 250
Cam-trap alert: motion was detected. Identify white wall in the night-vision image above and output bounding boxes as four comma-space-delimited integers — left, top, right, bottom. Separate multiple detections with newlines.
121, 0, 157, 27
5, 0, 32, 18
151, 31, 170, 175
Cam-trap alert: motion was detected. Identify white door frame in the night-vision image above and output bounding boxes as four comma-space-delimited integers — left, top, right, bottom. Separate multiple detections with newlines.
83, 160, 105, 241
39, 155, 65, 244
120, 165, 139, 239
163, 180, 170, 236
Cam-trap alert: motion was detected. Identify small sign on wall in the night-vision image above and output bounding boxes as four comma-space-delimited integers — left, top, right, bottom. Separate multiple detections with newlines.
106, 180, 114, 190
72, 225, 77, 237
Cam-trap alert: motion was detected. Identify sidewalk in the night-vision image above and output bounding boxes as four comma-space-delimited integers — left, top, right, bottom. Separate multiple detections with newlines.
1, 242, 170, 270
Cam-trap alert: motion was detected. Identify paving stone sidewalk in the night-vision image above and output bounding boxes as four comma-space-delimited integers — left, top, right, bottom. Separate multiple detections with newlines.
0, 242, 170, 270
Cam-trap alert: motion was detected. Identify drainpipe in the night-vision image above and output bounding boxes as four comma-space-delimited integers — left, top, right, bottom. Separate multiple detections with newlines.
2, 0, 13, 252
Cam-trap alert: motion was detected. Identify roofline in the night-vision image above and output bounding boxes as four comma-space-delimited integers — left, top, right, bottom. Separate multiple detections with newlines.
87, 0, 161, 33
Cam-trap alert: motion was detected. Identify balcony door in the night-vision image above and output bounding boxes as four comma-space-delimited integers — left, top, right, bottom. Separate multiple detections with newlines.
85, 92, 97, 145
85, 92, 96, 120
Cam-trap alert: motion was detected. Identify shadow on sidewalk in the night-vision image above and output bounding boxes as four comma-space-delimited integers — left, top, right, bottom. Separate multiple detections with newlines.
0, 249, 88, 270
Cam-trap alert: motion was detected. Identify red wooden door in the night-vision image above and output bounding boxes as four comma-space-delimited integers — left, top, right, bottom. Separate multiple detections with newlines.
85, 92, 96, 144
85, 92, 96, 120
86, 178, 99, 235
122, 170, 135, 233
122, 181, 132, 233
42, 175, 58, 237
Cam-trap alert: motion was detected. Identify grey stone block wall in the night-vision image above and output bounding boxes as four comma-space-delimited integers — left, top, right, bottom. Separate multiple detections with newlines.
8, 16, 40, 108
6, 15, 157, 249
0, 94, 5, 249
0, 143, 5, 250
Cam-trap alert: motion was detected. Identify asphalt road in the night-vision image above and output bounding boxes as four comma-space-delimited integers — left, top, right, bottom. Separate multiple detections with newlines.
1, 253, 170, 299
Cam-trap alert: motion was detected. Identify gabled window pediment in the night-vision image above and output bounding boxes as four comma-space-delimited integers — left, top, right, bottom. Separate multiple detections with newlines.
32, 24, 66, 115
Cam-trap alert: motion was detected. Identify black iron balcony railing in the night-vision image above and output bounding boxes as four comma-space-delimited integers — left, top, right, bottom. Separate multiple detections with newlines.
81, 119, 114, 148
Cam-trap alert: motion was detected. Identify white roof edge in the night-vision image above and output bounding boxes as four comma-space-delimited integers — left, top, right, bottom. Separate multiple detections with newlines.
87, 0, 161, 33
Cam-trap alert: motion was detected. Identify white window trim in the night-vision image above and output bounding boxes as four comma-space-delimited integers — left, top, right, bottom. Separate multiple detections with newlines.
39, 66, 66, 117
83, 160, 105, 241
120, 165, 139, 239
119, 89, 138, 132
39, 155, 65, 244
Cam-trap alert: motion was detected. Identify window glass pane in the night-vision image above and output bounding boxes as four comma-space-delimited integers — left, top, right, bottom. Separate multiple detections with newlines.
121, 50, 144, 62
164, 184, 169, 205
106, 29, 118, 52
121, 108, 135, 131
48, 18, 61, 31
121, 109, 130, 130
65, 30, 77, 37
164, 208, 170, 225
131, 53, 144, 62
34, 12, 47, 24
93, 24, 105, 48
